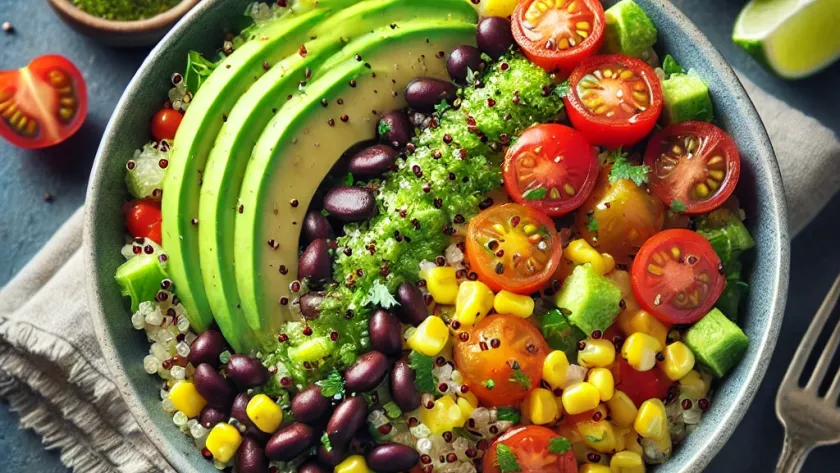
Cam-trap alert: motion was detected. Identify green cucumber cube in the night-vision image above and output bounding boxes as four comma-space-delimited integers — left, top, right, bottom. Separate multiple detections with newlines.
604, 0, 658, 58
661, 73, 715, 124
553, 264, 622, 336
115, 253, 168, 312
684, 308, 749, 377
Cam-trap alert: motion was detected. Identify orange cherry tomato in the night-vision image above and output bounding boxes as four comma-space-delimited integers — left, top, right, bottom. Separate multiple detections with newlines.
123, 199, 163, 245
466, 203, 563, 295
483, 426, 578, 473
150, 107, 184, 142
0, 55, 87, 149
454, 315, 550, 407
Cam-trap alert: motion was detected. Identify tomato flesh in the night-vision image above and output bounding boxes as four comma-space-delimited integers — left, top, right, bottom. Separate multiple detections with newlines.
467, 203, 563, 295
0, 55, 87, 149
503, 124, 599, 217
612, 357, 673, 406
123, 200, 163, 245
151, 108, 184, 142
565, 54, 662, 148
631, 229, 725, 325
512, 0, 605, 74
483, 426, 578, 473
455, 315, 550, 407
645, 121, 741, 215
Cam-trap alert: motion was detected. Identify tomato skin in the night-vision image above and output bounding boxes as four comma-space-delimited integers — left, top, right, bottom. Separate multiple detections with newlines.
644, 121, 741, 215
150, 108, 184, 142
512, 0, 605, 74
503, 124, 599, 217
123, 199, 163, 245
564, 54, 663, 148
483, 426, 578, 473
0, 55, 88, 149
612, 357, 673, 407
631, 229, 725, 325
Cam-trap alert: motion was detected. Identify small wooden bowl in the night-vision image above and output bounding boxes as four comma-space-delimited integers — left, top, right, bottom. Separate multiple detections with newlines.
48, 0, 200, 47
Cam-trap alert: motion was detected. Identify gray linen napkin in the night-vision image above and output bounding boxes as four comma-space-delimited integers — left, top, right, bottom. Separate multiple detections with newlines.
0, 77, 837, 473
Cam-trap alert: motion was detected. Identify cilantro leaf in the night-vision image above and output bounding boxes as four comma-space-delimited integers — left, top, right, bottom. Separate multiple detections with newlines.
586, 213, 599, 232
481, 52, 494, 64
608, 147, 650, 187
434, 100, 452, 117
321, 431, 332, 452
466, 66, 477, 86
496, 407, 521, 423
316, 369, 345, 399
363, 279, 400, 308
408, 351, 438, 393
343, 173, 354, 186
663, 54, 685, 77
495, 444, 522, 473
377, 119, 392, 136
670, 200, 687, 213
484, 379, 496, 390
553, 80, 571, 98
522, 187, 547, 200
548, 436, 571, 454
508, 364, 531, 390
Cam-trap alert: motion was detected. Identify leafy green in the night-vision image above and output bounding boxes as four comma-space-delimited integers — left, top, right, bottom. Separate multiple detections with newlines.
435, 100, 452, 117
343, 173, 355, 186
495, 444, 522, 473
316, 369, 345, 398
696, 209, 755, 319
377, 119, 392, 136
539, 309, 586, 363
184, 51, 221, 94
548, 436, 571, 454
662, 54, 685, 77
523, 187, 548, 200
508, 363, 531, 390
496, 407, 521, 423
484, 379, 496, 390
408, 351, 438, 393
553, 80, 571, 98
383, 401, 402, 419
321, 431, 332, 452
466, 66, 477, 86
586, 213, 599, 232
608, 148, 650, 187
670, 200, 687, 213
363, 280, 400, 309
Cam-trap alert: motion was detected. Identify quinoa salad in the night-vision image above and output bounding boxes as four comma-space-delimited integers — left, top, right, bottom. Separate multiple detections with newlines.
114, 1, 755, 472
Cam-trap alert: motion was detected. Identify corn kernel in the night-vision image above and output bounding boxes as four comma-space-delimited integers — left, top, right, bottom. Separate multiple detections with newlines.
542, 350, 570, 389
606, 390, 638, 427
634, 399, 668, 439
168, 380, 207, 418
246, 394, 283, 433
600, 253, 616, 274
621, 428, 644, 456
459, 390, 479, 408
565, 239, 615, 275
454, 281, 495, 326
425, 266, 458, 304
522, 388, 560, 425
579, 420, 619, 453
662, 341, 696, 381
621, 332, 663, 372
611, 451, 645, 473
336, 455, 373, 473
562, 382, 601, 415
587, 368, 615, 402
580, 463, 613, 473
679, 369, 712, 399
457, 397, 475, 419
579, 339, 617, 368
493, 290, 535, 318
420, 395, 466, 434
616, 310, 668, 347
407, 316, 449, 356
205, 422, 243, 463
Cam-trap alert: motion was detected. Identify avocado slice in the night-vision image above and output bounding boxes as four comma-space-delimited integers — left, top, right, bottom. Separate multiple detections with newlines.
553, 264, 623, 336
234, 20, 477, 341
197, 0, 479, 351
684, 308, 749, 377
603, 0, 658, 58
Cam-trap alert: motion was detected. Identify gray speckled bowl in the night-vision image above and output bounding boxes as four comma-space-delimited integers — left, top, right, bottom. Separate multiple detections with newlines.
84, 1, 790, 471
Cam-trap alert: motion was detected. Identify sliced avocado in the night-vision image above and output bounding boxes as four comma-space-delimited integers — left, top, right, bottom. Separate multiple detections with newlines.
553, 264, 623, 336
603, 0, 658, 58
115, 254, 168, 313
661, 73, 714, 125
540, 309, 587, 363
197, 0, 479, 351
684, 308, 749, 377
234, 21, 477, 340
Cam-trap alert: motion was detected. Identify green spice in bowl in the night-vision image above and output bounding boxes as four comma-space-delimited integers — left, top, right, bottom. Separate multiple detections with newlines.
71, 0, 184, 22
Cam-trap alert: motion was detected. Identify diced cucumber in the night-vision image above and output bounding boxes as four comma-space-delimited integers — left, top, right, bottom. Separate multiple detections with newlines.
661, 73, 715, 125
115, 253, 168, 312
604, 0, 658, 58
553, 264, 623, 336
684, 308, 749, 377
288, 336, 333, 363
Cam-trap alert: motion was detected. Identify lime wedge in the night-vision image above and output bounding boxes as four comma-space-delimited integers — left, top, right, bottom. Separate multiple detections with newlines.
733, 0, 840, 79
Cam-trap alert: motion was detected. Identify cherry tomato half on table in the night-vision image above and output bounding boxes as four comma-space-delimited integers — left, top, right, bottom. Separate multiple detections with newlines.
612, 357, 673, 407
503, 124, 599, 217
466, 203, 563, 295
0, 55, 88, 149
483, 425, 578, 473
631, 229, 725, 325
512, 0, 605, 74
564, 54, 663, 148
151, 107, 184, 142
123, 199, 163, 245
645, 121, 741, 215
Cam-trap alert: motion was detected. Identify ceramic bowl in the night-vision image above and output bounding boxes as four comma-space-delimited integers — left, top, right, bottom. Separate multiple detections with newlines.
84, 0, 790, 471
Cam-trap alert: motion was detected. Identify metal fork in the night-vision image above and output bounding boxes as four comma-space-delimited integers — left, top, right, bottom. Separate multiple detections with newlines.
775, 274, 840, 473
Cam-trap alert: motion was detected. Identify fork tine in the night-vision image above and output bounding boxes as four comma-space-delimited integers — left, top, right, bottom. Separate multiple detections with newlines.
806, 314, 840, 392
828, 362, 840, 403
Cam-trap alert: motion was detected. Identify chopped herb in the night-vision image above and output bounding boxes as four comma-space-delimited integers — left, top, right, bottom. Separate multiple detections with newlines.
585, 434, 604, 443
553, 80, 571, 98
383, 401, 402, 419
586, 213, 599, 232
434, 100, 452, 117
484, 379, 496, 390
522, 187, 547, 200
548, 436, 571, 454
496, 407, 521, 423
320, 208, 330, 217
480, 52, 494, 63
670, 200, 687, 213
466, 66, 477, 86
343, 173, 355, 186
608, 147, 650, 187
363, 280, 400, 308
508, 365, 531, 390
495, 444, 522, 473
316, 368, 345, 398
662, 54, 685, 77
184, 51, 221, 94
321, 431, 332, 452
219, 350, 231, 364
408, 351, 437, 393
377, 119, 392, 136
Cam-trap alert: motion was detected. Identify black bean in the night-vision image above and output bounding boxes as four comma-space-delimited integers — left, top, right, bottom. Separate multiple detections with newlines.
477, 17, 515, 60
225, 355, 269, 389
291, 385, 334, 427
327, 396, 367, 448
390, 358, 421, 412
323, 186, 377, 222
447, 45, 483, 83
298, 238, 332, 283
193, 363, 234, 408
347, 144, 399, 177
188, 330, 225, 368
378, 111, 413, 148
199, 405, 227, 429
394, 282, 428, 326
404, 78, 458, 113
231, 393, 271, 442
265, 423, 316, 461
302, 211, 335, 244
298, 460, 331, 473
344, 351, 389, 393
235, 437, 268, 473
368, 309, 403, 356
367, 444, 421, 473
299, 292, 325, 320
318, 443, 349, 467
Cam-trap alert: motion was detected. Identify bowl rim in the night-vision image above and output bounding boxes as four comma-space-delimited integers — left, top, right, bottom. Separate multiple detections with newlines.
48, 0, 199, 32
84, 0, 790, 471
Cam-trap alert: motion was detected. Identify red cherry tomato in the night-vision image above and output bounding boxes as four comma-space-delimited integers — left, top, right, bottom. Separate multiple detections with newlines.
123, 199, 163, 245
150, 107, 184, 142
0, 55, 88, 149
483, 426, 578, 473
564, 54, 663, 148
612, 357, 673, 407
644, 121, 741, 215
503, 124, 599, 217
631, 229, 725, 325
512, 0, 605, 74
466, 204, 564, 295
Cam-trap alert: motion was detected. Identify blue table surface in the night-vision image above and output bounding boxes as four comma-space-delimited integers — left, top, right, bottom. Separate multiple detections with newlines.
0, 0, 838, 471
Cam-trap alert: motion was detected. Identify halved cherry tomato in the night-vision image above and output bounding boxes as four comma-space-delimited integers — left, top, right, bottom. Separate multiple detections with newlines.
151, 107, 184, 142
0, 55, 87, 149
455, 315, 550, 407
631, 229, 725, 325
503, 124, 599, 217
564, 54, 663, 148
466, 203, 563, 294
612, 357, 673, 407
483, 425, 578, 473
123, 199, 163, 245
644, 121, 741, 215
512, 0, 605, 74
